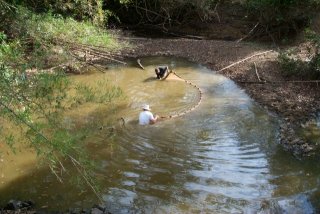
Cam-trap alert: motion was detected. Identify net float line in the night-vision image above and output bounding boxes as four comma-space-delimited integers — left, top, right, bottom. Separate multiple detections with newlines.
159, 70, 203, 119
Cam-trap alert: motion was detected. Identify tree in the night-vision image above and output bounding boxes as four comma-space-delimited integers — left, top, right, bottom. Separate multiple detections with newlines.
0, 3, 126, 199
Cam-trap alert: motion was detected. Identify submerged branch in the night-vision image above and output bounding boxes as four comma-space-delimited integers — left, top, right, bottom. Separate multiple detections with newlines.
137, 59, 145, 70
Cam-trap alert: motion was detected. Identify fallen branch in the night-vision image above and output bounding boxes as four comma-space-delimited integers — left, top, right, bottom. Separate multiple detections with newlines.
237, 22, 259, 43
57, 39, 123, 56
68, 51, 107, 73
43, 63, 70, 73
133, 5, 172, 22
254, 62, 263, 82
56, 39, 126, 65
137, 59, 145, 70
161, 30, 205, 40
70, 47, 126, 65
218, 50, 274, 72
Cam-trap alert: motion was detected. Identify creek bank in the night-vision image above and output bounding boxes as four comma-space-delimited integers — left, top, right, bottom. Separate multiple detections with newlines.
0, 200, 112, 214
118, 36, 319, 157
0, 200, 35, 214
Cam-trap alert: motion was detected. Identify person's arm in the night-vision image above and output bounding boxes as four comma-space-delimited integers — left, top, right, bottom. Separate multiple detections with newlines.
155, 68, 160, 79
149, 114, 159, 124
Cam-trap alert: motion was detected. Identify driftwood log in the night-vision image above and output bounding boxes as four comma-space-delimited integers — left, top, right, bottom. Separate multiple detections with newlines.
137, 59, 145, 70
218, 50, 274, 72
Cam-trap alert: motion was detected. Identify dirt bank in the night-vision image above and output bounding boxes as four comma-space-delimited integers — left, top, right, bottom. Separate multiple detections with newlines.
119, 36, 319, 157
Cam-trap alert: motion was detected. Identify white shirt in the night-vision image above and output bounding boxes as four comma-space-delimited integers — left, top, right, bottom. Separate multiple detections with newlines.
139, 111, 155, 125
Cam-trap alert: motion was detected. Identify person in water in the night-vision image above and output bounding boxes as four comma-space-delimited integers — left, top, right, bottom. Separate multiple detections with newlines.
155, 66, 169, 80
139, 104, 159, 125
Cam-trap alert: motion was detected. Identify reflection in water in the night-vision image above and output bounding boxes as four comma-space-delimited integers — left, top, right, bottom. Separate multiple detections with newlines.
0, 57, 319, 213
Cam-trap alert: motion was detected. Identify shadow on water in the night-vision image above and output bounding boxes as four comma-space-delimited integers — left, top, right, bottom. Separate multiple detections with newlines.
143, 77, 158, 82
0, 56, 319, 213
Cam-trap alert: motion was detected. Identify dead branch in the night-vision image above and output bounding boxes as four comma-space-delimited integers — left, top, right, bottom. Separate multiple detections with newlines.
237, 22, 259, 43
45, 63, 71, 72
61, 40, 122, 56
68, 46, 126, 65
79, 49, 126, 65
213, 1, 221, 23
254, 62, 263, 82
56, 39, 126, 65
49, 165, 63, 183
137, 59, 145, 70
133, 5, 170, 22
68, 51, 106, 73
218, 50, 274, 72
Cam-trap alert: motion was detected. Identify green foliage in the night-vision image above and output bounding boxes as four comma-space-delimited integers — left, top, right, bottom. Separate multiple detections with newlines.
245, 0, 320, 39
15, 7, 118, 49
308, 54, 320, 79
105, 0, 318, 34
278, 52, 307, 77
278, 50, 320, 80
5, 0, 106, 26
0, 32, 7, 41
74, 81, 123, 104
0, 60, 124, 196
0, 37, 25, 67
1, 6, 125, 70
0, 5, 127, 196
5, 134, 16, 153
306, 28, 320, 49
279, 27, 320, 78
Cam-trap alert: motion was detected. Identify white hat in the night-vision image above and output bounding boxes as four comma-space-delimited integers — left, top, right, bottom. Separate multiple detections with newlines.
142, 104, 151, 111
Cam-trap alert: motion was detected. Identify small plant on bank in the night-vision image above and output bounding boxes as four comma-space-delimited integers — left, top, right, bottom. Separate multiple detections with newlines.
278, 28, 320, 80
278, 52, 320, 80
278, 52, 308, 78
305, 29, 320, 79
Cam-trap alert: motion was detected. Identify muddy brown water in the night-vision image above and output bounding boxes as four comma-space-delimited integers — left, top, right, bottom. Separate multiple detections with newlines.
0, 57, 319, 213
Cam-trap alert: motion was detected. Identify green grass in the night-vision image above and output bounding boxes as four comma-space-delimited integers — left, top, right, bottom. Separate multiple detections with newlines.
30, 15, 118, 49
1, 7, 130, 69
7, 7, 129, 58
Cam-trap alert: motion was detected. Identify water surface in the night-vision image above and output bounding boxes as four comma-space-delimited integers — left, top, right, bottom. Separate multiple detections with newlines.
0, 57, 319, 213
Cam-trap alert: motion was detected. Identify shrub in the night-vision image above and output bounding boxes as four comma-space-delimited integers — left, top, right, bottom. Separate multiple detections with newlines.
278, 51, 320, 80
308, 54, 320, 79
4, 0, 106, 25
104, 0, 221, 26
245, 0, 320, 40
278, 52, 308, 77
0, 5, 126, 194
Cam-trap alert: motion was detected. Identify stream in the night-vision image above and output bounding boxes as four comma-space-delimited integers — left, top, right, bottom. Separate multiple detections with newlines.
0, 57, 319, 213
